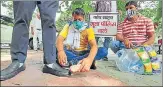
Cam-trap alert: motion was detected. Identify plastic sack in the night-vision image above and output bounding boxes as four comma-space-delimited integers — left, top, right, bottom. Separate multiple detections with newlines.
116, 49, 144, 74
133, 47, 152, 74
144, 45, 157, 57
144, 45, 162, 74
151, 58, 162, 74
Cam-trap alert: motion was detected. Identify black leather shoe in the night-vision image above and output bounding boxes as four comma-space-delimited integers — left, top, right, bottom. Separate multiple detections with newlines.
62, 62, 71, 70
0, 60, 26, 81
90, 60, 96, 70
42, 63, 71, 77
56, 60, 71, 70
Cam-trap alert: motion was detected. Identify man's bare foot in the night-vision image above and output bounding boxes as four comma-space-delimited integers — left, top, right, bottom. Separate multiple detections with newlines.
70, 64, 81, 73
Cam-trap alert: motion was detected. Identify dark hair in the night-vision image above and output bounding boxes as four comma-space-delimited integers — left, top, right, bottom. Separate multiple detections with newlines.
72, 8, 85, 16
125, 1, 137, 7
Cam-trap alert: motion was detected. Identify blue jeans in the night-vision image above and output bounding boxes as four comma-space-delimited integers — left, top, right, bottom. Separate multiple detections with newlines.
57, 47, 108, 65
110, 40, 126, 54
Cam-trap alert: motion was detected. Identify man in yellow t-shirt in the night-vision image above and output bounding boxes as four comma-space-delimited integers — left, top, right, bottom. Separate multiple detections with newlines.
56, 8, 107, 72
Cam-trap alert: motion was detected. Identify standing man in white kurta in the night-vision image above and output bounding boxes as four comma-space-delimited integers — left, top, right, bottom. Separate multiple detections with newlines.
31, 12, 43, 51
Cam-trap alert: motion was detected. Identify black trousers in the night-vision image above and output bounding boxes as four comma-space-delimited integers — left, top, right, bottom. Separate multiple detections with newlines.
10, 1, 59, 64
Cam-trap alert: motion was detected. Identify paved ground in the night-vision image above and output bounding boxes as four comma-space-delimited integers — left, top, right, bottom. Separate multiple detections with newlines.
0, 49, 162, 86
0, 49, 125, 86
96, 61, 162, 86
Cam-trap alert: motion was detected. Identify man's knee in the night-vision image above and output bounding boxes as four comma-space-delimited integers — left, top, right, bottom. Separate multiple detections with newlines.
109, 41, 120, 49
98, 47, 108, 57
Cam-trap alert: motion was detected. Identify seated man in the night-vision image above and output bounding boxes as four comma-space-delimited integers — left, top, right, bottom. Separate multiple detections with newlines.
110, 1, 155, 54
56, 8, 107, 72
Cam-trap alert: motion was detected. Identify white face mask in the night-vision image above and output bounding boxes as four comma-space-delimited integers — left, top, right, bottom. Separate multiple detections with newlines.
126, 9, 137, 19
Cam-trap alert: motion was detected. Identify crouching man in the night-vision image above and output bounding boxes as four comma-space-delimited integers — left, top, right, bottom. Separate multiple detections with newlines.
56, 8, 108, 73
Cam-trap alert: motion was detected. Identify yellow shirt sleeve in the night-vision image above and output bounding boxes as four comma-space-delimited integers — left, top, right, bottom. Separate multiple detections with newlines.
59, 24, 69, 38
87, 27, 95, 41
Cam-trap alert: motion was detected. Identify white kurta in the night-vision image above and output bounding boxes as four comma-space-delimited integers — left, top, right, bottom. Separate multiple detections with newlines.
31, 18, 42, 50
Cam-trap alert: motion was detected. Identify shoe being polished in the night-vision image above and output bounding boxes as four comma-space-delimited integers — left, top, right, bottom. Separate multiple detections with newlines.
42, 63, 71, 77
0, 60, 26, 81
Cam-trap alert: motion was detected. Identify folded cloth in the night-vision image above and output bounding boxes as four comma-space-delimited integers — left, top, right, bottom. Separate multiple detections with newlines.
65, 23, 88, 49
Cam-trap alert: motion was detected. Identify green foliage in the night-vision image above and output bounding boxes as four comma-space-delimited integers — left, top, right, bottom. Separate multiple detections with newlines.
139, 8, 157, 18
1, 1, 13, 18
117, 0, 127, 22
154, 1, 162, 36
154, 0, 162, 22
0, 15, 14, 27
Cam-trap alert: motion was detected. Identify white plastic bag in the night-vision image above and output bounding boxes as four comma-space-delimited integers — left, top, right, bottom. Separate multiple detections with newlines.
116, 49, 144, 74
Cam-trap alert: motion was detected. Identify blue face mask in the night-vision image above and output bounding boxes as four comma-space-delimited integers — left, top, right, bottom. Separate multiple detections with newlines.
73, 20, 84, 30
